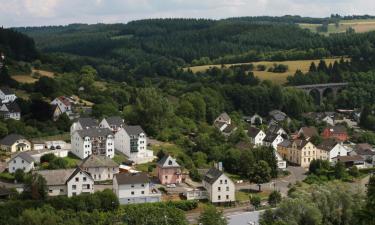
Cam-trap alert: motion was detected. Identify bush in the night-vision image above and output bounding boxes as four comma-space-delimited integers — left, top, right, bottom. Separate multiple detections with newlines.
14, 169, 25, 182
250, 195, 261, 209
189, 168, 202, 182
348, 166, 360, 178
0, 172, 15, 182
268, 191, 282, 206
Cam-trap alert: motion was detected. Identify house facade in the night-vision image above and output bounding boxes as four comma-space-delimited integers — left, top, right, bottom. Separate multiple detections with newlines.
317, 139, 348, 162
202, 167, 235, 203
80, 154, 119, 181
247, 127, 266, 146
288, 140, 317, 168
321, 125, 348, 142
0, 102, 21, 120
8, 152, 35, 173
297, 127, 318, 140
263, 133, 284, 150
0, 87, 17, 103
51, 96, 73, 114
71, 128, 115, 159
99, 116, 125, 133
156, 155, 182, 185
36, 168, 94, 197
0, 134, 31, 152
113, 172, 161, 204
114, 126, 154, 164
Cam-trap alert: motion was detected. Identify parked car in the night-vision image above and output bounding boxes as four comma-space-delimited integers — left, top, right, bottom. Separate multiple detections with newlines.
50, 146, 56, 150
166, 184, 176, 188
56, 145, 61, 149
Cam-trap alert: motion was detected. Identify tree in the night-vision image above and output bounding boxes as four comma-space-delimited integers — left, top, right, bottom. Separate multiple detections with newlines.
249, 160, 271, 191
14, 168, 25, 182
334, 162, 347, 179
40, 153, 56, 163
309, 62, 317, 72
268, 191, 282, 206
250, 195, 261, 209
348, 166, 360, 178
22, 173, 47, 200
198, 205, 227, 225
0, 121, 8, 138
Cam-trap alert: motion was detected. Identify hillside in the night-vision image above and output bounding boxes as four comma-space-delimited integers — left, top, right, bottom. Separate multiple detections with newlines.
0, 27, 38, 61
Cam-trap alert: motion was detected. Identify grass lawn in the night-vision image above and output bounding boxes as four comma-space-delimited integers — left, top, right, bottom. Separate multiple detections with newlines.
31, 133, 70, 142
151, 142, 185, 157
63, 154, 81, 168
186, 58, 348, 84
11, 69, 55, 84
235, 189, 271, 202
113, 152, 128, 165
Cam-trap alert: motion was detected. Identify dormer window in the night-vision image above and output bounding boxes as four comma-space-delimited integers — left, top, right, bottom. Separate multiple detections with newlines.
168, 160, 172, 165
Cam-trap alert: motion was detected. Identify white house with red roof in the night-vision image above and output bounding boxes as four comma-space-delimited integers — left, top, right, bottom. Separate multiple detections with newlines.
51, 96, 73, 114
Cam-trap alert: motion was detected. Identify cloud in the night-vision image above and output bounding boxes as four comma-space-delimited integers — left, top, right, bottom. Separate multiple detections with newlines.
0, 0, 375, 27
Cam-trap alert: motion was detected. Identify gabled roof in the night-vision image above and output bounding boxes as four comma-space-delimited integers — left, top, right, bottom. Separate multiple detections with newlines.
326, 125, 347, 134
55, 96, 72, 107
222, 124, 237, 133
114, 172, 149, 185
354, 143, 373, 152
124, 125, 145, 136
36, 168, 76, 186
263, 133, 279, 143
80, 155, 119, 168
334, 155, 364, 163
269, 110, 288, 121
76, 128, 113, 138
317, 138, 339, 151
247, 127, 262, 138
105, 116, 125, 127
216, 112, 230, 122
0, 87, 14, 95
0, 102, 20, 113
278, 139, 292, 148
203, 167, 224, 185
77, 117, 98, 129
66, 167, 94, 183
299, 127, 318, 138
157, 155, 180, 168
268, 125, 284, 134
0, 134, 27, 146
10, 152, 34, 164
293, 139, 310, 150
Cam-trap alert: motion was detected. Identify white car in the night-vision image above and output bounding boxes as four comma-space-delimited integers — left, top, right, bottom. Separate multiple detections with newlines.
166, 184, 176, 188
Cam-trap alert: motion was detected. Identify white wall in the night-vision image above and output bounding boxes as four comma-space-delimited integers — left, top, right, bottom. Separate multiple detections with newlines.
66, 171, 94, 197
328, 144, 348, 162
86, 166, 119, 181
8, 156, 34, 173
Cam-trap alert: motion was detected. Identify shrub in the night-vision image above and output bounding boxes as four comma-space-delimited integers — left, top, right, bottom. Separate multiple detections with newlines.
0, 172, 15, 182
268, 191, 282, 206
250, 195, 261, 209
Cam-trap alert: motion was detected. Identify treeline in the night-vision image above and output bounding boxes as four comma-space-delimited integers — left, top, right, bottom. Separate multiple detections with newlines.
0, 28, 38, 61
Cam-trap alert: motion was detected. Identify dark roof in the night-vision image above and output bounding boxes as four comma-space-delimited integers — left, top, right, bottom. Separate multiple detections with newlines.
76, 128, 113, 138
222, 124, 237, 133
114, 172, 149, 185
293, 139, 310, 150
10, 152, 34, 163
36, 169, 76, 185
300, 127, 318, 138
157, 155, 180, 168
268, 125, 284, 134
269, 110, 288, 121
354, 148, 375, 156
216, 112, 230, 122
0, 87, 14, 95
335, 155, 364, 163
213, 121, 226, 129
78, 117, 98, 129
0, 134, 26, 146
354, 143, 373, 152
124, 125, 145, 136
264, 133, 279, 143
80, 155, 119, 168
0, 102, 21, 113
326, 125, 347, 134
247, 127, 262, 138
203, 167, 224, 184
56, 96, 72, 106
278, 139, 292, 148
66, 167, 94, 183
317, 138, 338, 151
105, 116, 125, 127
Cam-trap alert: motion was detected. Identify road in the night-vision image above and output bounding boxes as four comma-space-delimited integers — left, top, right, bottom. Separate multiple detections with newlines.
227, 210, 264, 225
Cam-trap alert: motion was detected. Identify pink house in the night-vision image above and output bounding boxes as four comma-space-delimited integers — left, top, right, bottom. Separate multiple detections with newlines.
157, 155, 182, 185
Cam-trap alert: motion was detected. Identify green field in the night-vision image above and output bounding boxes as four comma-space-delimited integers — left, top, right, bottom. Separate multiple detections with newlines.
299, 19, 375, 35
187, 58, 346, 84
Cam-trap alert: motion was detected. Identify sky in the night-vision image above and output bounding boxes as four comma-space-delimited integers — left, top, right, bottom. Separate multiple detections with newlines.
1, 0, 375, 27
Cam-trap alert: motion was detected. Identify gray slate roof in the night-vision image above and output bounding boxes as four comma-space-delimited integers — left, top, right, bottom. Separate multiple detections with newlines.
1, 102, 21, 113
247, 127, 262, 138
0, 134, 26, 146
10, 152, 34, 163
78, 118, 98, 129
124, 125, 145, 136
317, 138, 338, 151
36, 169, 76, 186
263, 133, 279, 143
115, 172, 149, 185
76, 128, 113, 138
203, 167, 223, 184
269, 110, 288, 122
105, 116, 125, 127
80, 155, 119, 168
278, 139, 292, 148
216, 112, 231, 122
157, 155, 180, 168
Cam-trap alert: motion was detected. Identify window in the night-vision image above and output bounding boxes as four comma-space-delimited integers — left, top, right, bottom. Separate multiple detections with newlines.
220, 180, 223, 184
226, 195, 229, 199
218, 187, 221, 191
13, 160, 16, 163
226, 187, 229, 191
131, 185, 134, 188
72, 192, 76, 196
75, 177, 79, 182
60, 189, 64, 193
165, 176, 168, 179
225, 180, 227, 184
131, 191, 134, 195
21, 160, 24, 163
218, 195, 221, 200
72, 185, 76, 190
83, 177, 87, 182
141, 191, 144, 194
141, 184, 145, 187
49, 190, 53, 193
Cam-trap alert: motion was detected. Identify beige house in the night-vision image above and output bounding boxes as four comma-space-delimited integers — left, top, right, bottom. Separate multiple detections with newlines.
80, 154, 119, 181
202, 167, 235, 204
0, 134, 31, 153
288, 139, 318, 168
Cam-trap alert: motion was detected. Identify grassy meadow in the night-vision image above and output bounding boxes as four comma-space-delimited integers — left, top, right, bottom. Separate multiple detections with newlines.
299, 19, 375, 35
12, 68, 55, 84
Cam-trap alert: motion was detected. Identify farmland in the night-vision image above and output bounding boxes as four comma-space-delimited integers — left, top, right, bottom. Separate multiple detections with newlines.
187, 58, 346, 84
11, 68, 55, 83
299, 19, 375, 34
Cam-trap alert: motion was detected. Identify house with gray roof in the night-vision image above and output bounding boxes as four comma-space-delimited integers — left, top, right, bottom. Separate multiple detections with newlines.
70, 117, 99, 134
100, 116, 126, 133
113, 172, 161, 204
0, 101, 21, 120
202, 167, 235, 203
36, 167, 94, 197
80, 154, 119, 181
115, 125, 154, 164
247, 127, 266, 146
71, 127, 115, 159
156, 155, 182, 185
0, 87, 17, 103
8, 152, 35, 173
0, 134, 31, 152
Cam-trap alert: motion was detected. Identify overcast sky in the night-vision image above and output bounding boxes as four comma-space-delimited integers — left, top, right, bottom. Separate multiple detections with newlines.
2, 0, 375, 27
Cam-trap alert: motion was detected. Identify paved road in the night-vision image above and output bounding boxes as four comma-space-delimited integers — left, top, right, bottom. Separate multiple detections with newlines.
236, 166, 307, 195
186, 205, 253, 224
227, 210, 264, 225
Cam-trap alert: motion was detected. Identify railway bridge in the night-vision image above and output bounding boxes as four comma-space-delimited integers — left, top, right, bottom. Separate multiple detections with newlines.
294, 82, 348, 104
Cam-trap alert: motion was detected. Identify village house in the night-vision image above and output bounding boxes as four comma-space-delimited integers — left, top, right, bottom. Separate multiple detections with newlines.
321, 125, 348, 142
277, 139, 292, 160
263, 133, 284, 150
28, 149, 69, 163
317, 138, 348, 162
349, 143, 375, 163
51, 96, 73, 114
70, 117, 99, 134
71, 128, 115, 159
332, 155, 366, 169
113, 172, 161, 204
51, 104, 63, 121
8, 152, 35, 173
247, 127, 266, 146
288, 139, 318, 168
213, 112, 232, 132
114, 125, 154, 164
80, 154, 119, 181
268, 110, 290, 125
268, 125, 287, 137
202, 167, 235, 204
99, 116, 126, 133
0, 101, 21, 120
156, 155, 182, 185
297, 126, 319, 141
0, 134, 31, 152
0, 87, 17, 103
36, 167, 94, 197
243, 114, 263, 125
303, 112, 336, 126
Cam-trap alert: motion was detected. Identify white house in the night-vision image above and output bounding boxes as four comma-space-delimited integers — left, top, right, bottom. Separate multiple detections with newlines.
70, 117, 99, 134
0, 102, 21, 120
213, 112, 231, 132
71, 128, 115, 159
247, 127, 266, 146
115, 126, 154, 164
8, 152, 35, 173
0, 134, 31, 152
51, 96, 73, 114
268, 125, 287, 137
100, 116, 125, 133
36, 167, 94, 197
113, 172, 161, 204
317, 138, 348, 162
202, 167, 235, 204
0, 87, 17, 103
80, 154, 119, 181
263, 133, 284, 150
